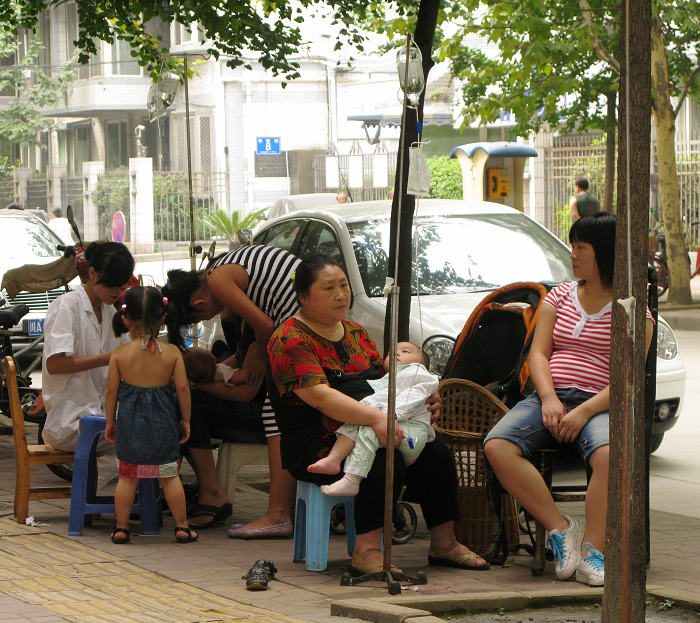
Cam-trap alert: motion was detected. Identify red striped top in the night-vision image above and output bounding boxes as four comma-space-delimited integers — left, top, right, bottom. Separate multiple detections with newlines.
544, 281, 651, 394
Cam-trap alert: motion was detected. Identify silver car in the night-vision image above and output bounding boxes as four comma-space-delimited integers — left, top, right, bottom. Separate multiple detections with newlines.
253, 198, 685, 452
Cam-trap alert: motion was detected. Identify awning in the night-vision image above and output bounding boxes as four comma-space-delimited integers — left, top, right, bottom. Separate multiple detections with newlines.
450, 142, 537, 159
348, 112, 454, 128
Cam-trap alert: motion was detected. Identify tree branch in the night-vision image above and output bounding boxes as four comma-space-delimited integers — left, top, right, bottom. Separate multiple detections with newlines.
673, 66, 700, 120
577, 0, 620, 74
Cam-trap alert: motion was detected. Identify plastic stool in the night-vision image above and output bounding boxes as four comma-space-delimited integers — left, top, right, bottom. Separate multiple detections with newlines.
293, 480, 356, 571
216, 441, 268, 505
68, 415, 161, 536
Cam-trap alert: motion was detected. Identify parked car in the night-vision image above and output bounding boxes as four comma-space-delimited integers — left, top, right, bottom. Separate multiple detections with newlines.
0, 209, 69, 349
252, 198, 686, 453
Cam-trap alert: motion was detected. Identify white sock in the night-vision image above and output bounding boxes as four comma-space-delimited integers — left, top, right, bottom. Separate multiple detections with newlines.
320, 473, 362, 497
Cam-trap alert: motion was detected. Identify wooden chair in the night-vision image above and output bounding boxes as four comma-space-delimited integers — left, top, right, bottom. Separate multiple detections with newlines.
7, 356, 73, 523
434, 378, 519, 561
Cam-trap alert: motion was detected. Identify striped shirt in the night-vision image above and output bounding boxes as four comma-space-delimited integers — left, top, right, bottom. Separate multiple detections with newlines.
208, 245, 301, 327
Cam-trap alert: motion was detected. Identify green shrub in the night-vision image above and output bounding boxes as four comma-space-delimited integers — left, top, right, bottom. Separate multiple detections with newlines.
427, 155, 463, 199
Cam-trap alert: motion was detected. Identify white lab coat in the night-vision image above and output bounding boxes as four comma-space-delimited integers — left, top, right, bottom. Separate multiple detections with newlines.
41, 285, 128, 450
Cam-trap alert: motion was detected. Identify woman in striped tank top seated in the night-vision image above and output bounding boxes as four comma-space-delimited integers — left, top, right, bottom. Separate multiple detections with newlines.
162, 245, 300, 536
484, 213, 653, 587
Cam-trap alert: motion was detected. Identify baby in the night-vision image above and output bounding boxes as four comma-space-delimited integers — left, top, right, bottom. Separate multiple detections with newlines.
182, 347, 249, 386
308, 341, 439, 496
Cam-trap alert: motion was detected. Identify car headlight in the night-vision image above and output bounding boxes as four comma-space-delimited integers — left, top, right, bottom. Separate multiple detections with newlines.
656, 321, 678, 360
422, 335, 456, 376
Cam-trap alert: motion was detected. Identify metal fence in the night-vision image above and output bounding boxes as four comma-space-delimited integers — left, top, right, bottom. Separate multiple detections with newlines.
313, 151, 397, 201
540, 134, 700, 244
152, 171, 226, 243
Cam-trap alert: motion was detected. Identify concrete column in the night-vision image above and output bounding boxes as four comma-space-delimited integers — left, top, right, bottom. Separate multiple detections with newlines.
129, 157, 154, 254
14, 167, 30, 206
82, 160, 104, 241
453, 150, 488, 201
47, 164, 67, 213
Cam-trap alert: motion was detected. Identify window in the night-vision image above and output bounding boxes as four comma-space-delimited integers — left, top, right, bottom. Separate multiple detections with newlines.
256, 220, 304, 253
172, 22, 203, 46
112, 38, 140, 76
170, 114, 212, 171
0, 45, 14, 96
297, 222, 346, 270
106, 121, 128, 170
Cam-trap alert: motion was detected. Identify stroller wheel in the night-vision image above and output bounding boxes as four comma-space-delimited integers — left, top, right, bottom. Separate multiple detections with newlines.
392, 501, 417, 545
330, 503, 347, 534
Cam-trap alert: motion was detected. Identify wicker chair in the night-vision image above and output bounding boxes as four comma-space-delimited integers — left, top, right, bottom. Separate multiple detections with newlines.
434, 378, 519, 560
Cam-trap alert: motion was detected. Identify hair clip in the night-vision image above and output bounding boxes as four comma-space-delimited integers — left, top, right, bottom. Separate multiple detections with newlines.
121, 304, 127, 311
162, 296, 168, 306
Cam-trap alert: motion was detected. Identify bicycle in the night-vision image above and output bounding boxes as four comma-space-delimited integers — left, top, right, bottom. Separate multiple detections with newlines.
648, 224, 692, 297
0, 300, 73, 481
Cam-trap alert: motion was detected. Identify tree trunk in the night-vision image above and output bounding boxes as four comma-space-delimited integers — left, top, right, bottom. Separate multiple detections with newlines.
650, 18, 692, 305
384, 0, 439, 353
604, 91, 616, 212
602, 0, 651, 619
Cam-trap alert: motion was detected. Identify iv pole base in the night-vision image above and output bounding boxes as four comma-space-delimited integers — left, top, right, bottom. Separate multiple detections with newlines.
340, 568, 428, 595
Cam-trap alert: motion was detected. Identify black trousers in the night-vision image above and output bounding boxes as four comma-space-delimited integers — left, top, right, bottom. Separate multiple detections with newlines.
187, 388, 265, 449
354, 437, 459, 534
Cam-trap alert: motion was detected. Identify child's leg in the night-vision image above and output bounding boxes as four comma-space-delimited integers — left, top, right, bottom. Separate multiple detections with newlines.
308, 434, 356, 474
160, 476, 190, 530
398, 421, 431, 465
321, 426, 382, 497
114, 476, 139, 530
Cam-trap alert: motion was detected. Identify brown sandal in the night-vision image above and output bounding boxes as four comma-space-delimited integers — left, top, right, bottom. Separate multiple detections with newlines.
349, 549, 403, 577
428, 540, 490, 570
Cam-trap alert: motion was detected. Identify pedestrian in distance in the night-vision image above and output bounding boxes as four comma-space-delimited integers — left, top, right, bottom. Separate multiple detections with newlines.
105, 286, 197, 544
569, 177, 600, 222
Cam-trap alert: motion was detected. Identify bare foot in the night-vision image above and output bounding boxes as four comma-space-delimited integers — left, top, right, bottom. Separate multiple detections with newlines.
307, 456, 341, 474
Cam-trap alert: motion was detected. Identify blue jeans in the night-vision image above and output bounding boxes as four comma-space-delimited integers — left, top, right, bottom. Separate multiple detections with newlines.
484, 388, 609, 463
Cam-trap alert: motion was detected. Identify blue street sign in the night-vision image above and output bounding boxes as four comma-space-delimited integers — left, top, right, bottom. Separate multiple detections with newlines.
256, 137, 281, 156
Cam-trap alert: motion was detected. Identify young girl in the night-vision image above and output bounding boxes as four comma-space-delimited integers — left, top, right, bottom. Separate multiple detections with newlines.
105, 286, 197, 544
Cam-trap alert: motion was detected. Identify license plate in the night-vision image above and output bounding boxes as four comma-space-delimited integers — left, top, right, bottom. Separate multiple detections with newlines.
27, 319, 45, 336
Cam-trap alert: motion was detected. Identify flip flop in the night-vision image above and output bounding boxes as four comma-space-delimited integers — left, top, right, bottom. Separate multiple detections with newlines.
110, 526, 130, 544
174, 526, 199, 543
349, 549, 403, 577
428, 541, 490, 571
188, 502, 232, 529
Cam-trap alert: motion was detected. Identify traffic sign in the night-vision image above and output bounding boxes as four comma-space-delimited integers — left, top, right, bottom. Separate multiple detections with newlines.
111, 210, 126, 242
256, 137, 281, 156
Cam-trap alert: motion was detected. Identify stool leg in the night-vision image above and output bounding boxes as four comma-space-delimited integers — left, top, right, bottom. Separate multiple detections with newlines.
305, 485, 332, 572
532, 519, 546, 576
137, 479, 160, 535
68, 443, 92, 537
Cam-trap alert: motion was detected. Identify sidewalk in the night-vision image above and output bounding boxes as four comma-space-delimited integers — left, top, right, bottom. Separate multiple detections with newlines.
0, 431, 699, 623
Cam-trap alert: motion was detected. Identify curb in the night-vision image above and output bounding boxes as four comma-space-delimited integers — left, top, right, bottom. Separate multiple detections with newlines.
331, 586, 700, 623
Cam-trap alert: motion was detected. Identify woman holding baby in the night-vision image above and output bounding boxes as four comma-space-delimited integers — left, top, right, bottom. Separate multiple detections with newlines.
267, 255, 489, 574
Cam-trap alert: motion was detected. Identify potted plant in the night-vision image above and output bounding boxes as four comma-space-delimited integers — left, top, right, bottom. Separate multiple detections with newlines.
203, 207, 267, 250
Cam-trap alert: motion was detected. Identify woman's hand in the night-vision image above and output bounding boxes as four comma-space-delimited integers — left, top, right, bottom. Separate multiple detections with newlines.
426, 392, 441, 425
242, 341, 268, 385
556, 407, 588, 443
105, 421, 117, 443
370, 412, 405, 448
541, 395, 566, 437
179, 420, 191, 444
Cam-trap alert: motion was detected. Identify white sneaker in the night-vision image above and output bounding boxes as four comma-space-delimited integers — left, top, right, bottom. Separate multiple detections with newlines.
546, 515, 583, 580
576, 542, 605, 586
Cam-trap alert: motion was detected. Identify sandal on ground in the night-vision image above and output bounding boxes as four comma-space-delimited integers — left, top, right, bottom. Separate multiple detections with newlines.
174, 526, 198, 543
110, 526, 130, 544
349, 549, 403, 577
188, 502, 232, 529
428, 540, 490, 570
242, 559, 277, 591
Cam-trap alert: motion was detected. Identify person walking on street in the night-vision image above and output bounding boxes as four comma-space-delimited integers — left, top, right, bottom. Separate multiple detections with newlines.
569, 177, 600, 222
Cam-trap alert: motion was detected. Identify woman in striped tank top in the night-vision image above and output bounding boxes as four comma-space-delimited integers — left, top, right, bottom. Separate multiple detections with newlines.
162, 245, 300, 536
485, 213, 654, 587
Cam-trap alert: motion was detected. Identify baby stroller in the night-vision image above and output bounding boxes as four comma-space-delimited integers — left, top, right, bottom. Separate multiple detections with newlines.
435, 281, 550, 563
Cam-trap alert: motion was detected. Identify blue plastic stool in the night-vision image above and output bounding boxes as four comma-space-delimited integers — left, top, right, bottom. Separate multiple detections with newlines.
68, 415, 161, 536
293, 480, 356, 571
